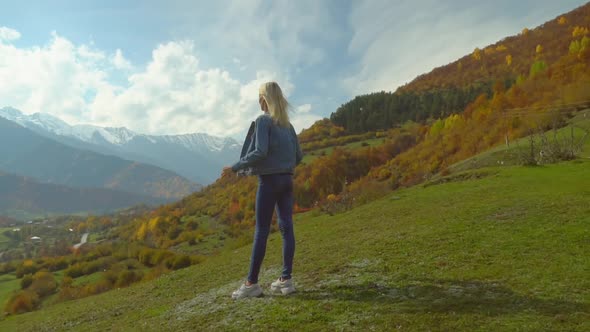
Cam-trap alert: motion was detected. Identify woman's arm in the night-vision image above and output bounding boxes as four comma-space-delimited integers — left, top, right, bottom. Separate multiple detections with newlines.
231, 116, 270, 172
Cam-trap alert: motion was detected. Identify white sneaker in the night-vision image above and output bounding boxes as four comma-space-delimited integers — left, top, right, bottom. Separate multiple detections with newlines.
231, 283, 263, 299
270, 278, 296, 295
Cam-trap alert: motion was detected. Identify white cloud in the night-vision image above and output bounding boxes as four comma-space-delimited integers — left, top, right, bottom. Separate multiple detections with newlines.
289, 103, 320, 132
0, 32, 108, 125
0, 31, 295, 137
206, 0, 339, 74
296, 104, 312, 113
290, 112, 322, 134
0, 27, 20, 41
112, 49, 132, 70
344, 0, 582, 95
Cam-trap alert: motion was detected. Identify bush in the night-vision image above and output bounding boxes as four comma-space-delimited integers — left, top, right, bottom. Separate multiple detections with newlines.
115, 270, 143, 288
0, 261, 17, 274
119, 258, 142, 270
45, 257, 69, 271
4, 290, 40, 315
58, 286, 80, 301
30, 271, 57, 297
15, 260, 39, 278
103, 270, 119, 285
65, 257, 115, 278
64, 264, 84, 278
190, 255, 206, 265
87, 279, 112, 295
142, 265, 170, 282
61, 276, 74, 288
150, 250, 174, 266
165, 255, 191, 270
20, 274, 33, 289
138, 248, 155, 266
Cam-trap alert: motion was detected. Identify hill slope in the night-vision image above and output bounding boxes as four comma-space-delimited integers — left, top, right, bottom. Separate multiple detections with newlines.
330, 2, 590, 133
399, 2, 590, 93
0, 117, 200, 200
0, 171, 166, 219
3, 160, 588, 331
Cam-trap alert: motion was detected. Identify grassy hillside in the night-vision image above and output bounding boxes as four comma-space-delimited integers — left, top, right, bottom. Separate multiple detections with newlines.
2, 159, 588, 331
302, 137, 387, 164
450, 110, 590, 172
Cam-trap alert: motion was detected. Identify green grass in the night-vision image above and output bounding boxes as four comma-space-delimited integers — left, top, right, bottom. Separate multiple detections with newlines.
0, 274, 20, 312
72, 272, 104, 287
302, 137, 386, 163
2, 159, 588, 331
0, 227, 15, 251
451, 114, 590, 173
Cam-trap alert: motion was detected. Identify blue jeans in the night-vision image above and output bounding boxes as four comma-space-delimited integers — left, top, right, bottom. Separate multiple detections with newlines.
247, 174, 295, 284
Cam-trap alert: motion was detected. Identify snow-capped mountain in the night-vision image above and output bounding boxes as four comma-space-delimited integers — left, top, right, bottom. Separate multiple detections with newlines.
0, 107, 241, 184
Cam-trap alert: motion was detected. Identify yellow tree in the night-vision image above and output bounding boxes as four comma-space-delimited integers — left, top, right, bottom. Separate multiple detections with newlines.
496, 45, 507, 52
572, 26, 589, 37
472, 48, 482, 61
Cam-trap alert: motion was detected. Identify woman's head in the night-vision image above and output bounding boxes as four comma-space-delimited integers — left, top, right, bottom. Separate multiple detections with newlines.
259, 82, 290, 127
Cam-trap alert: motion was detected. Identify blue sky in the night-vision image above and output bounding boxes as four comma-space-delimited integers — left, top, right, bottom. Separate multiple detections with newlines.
0, 0, 587, 138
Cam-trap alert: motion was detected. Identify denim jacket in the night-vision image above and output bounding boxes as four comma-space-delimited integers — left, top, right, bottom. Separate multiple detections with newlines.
232, 113, 303, 176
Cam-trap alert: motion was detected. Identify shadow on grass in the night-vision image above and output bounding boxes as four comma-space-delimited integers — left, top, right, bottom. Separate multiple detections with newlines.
294, 279, 589, 317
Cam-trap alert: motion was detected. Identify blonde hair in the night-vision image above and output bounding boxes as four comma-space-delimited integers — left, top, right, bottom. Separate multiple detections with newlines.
259, 82, 290, 127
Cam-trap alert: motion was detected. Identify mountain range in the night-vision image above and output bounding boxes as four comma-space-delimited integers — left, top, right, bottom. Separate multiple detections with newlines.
0, 116, 203, 217
0, 107, 241, 185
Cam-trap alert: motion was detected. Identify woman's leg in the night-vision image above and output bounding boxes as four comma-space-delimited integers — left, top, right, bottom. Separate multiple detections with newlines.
275, 175, 295, 280
247, 175, 278, 284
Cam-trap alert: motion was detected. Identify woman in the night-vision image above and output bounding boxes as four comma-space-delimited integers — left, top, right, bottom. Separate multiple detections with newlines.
225, 81, 303, 299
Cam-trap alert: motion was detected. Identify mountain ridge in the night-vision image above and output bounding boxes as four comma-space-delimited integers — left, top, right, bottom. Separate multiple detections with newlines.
0, 117, 201, 200
0, 107, 240, 184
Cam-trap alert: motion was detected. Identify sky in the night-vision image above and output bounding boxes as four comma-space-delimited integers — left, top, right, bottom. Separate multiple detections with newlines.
0, 0, 587, 139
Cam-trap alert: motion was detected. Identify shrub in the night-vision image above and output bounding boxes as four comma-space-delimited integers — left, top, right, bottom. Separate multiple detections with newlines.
87, 279, 112, 295
115, 270, 143, 288
0, 261, 17, 274
58, 286, 80, 301
165, 255, 191, 270
15, 260, 39, 278
142, 265, 170, 282
20, 274, 33, 289
61, 276, 74, 288
30, 271, 57, 297
190, 255, 206, 265
46, 257, 69, 271
119, 258, 142, 270
4, 290, 40, 315
150, 250, 174, 266
64, 264, 84, 278
138, 248, 155, 266
102, 270, 119, 285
